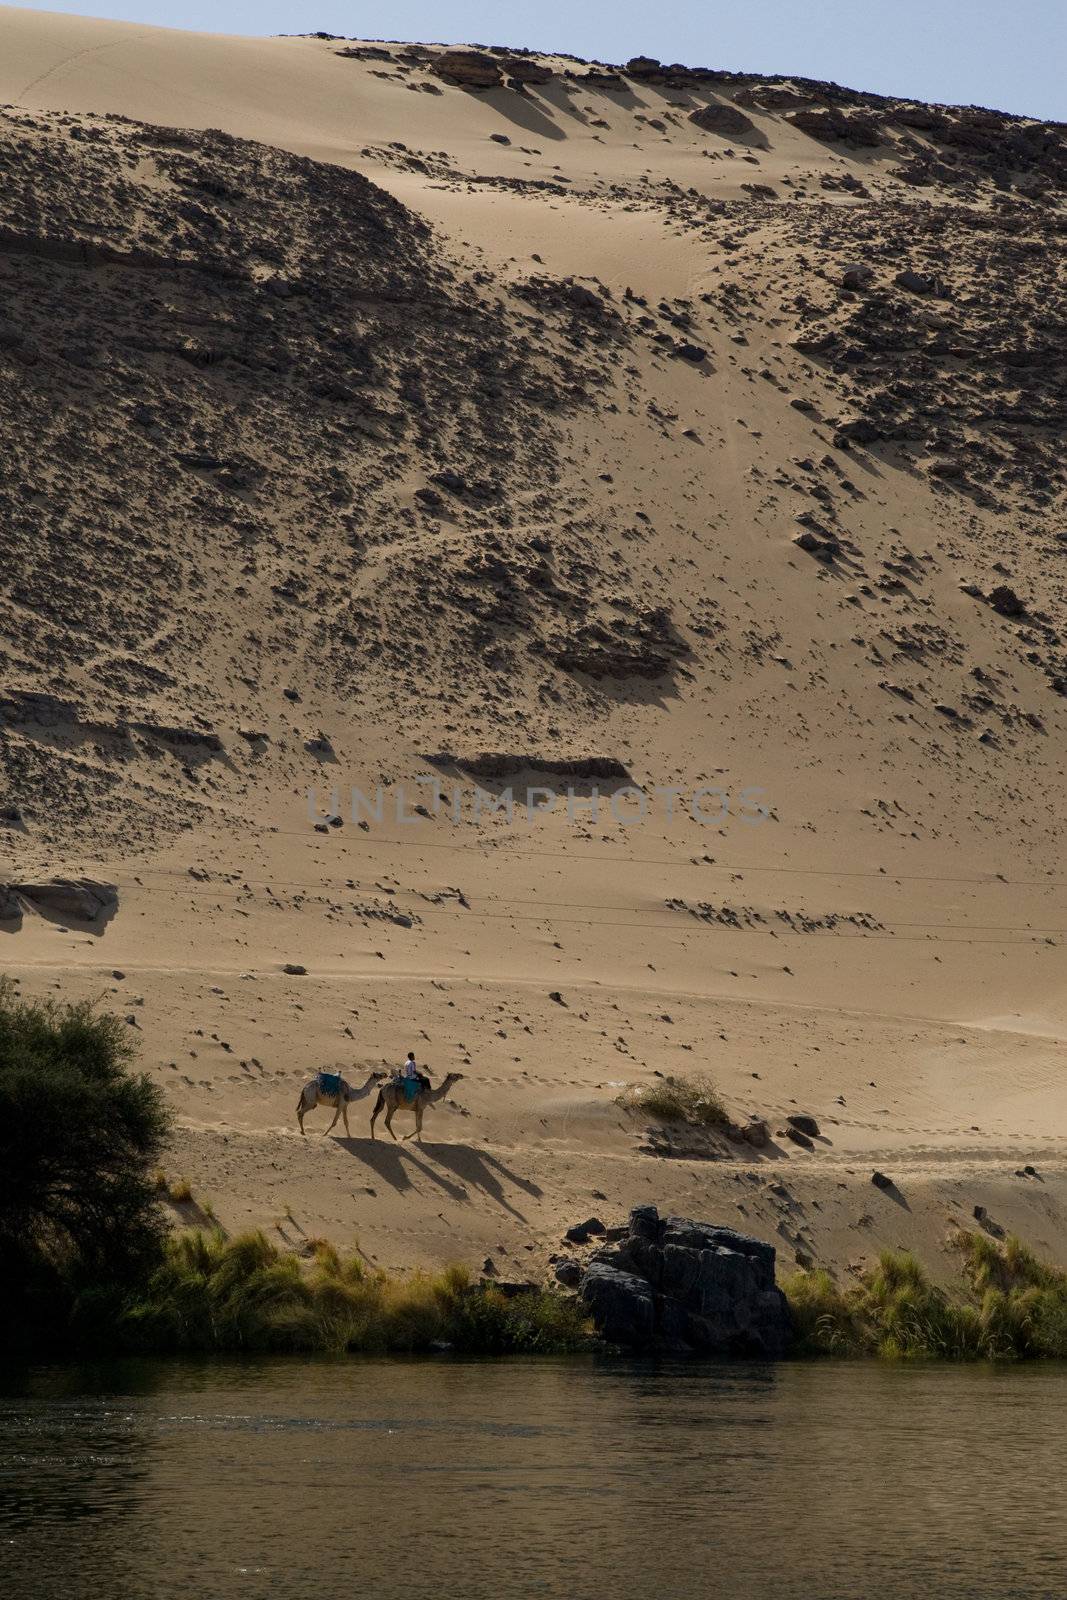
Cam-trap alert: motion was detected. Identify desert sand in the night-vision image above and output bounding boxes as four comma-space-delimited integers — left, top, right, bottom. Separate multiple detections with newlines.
1, 10, 1066, 1285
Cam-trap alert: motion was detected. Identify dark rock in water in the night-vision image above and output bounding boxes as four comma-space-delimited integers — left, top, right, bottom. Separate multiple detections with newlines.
579, 1205, 793, 1357
581, 1262, 657, 1346
12, 877, 118, 922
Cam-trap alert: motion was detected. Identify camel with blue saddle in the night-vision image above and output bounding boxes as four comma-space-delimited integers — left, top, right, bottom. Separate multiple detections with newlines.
370, 1070, 465, 1142
296, 1068, 388, 1135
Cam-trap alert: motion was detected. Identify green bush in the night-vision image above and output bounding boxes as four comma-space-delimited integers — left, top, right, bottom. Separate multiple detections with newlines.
783, 1234, 1067, 1362
0, 978, 171, 1353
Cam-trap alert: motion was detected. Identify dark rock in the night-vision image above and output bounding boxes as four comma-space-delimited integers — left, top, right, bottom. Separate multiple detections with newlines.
565, 1216, 605, 1243
787, 1113, 821, 1137
578, 1205, 792, 1357
12, 878, 118, 922
0, 885, 22, 922
784, 1125, 815, 1150
895, 269, 936, 294
489, 133, 511, 145
501, 57, 553, 85
580, 1262, 657, 1345
282, 962, 307, 975
841, 263, 875, 289
833, 417, 883, 446
432, 50, 502, 89
689, 103, 757, 138
674, 341, 707, 362
554, 1258, 583, 1288
871, 1170, 894, 1190
741, 1117, 770, 1149
787, 108, 882, 146
989, 584, 1026, 617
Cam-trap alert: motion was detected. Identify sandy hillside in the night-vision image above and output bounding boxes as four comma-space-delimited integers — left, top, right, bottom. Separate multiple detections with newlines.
2, 9, 1066, 1284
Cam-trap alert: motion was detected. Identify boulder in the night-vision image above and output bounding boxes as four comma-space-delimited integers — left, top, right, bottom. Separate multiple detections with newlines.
12, 878, 118, 922
895, 269, 936, 295
499, 57, 553, 85
432, 50, 502, 89
579, 1206, 793, 1357
580, 1262, 657, 1346
554, 1258, 583, 1288
989, 584, 1026, 617
786, 1113, 820, 1137
0, 884, 22, 922
787, 108, 882, 146
841, 263, 875, 289
689, 103, 757, 138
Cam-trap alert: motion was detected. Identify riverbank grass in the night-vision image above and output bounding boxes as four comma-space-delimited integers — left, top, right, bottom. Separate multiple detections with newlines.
784, 1234, 1067, 1360
113, 1230, 591, 1355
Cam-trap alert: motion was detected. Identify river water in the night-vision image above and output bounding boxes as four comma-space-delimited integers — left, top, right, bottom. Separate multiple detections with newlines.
1, 1356, 1065, 1599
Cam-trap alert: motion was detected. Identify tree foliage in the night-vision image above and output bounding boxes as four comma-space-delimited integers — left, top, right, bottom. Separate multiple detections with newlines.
0, 979, 171, 1349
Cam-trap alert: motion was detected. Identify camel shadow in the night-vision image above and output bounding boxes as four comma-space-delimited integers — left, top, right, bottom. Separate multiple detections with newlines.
418, 1142, 542, 1220
336, 1137, 471, 1205
336, 1137, 417, 1194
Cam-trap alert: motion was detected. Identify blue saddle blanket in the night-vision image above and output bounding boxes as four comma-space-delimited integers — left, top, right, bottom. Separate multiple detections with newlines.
318, 1071, 343, 1098
398, 1076, 420, 1103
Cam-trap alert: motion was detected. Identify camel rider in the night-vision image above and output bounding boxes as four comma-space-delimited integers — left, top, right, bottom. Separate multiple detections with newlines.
399, 1051, 429, 1101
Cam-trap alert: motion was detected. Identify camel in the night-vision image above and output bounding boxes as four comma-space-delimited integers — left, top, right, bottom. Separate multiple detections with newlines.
370, 1071, 465, 1143
296, 1068, 387, 1136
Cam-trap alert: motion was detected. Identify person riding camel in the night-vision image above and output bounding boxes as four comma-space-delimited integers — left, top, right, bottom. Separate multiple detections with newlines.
398, 1051, 430, 1102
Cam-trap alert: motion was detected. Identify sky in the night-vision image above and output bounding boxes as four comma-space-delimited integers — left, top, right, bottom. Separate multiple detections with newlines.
10, 1, 1067, 121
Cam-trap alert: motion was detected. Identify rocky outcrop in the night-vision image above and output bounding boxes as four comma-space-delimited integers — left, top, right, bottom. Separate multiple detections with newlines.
499, 57, 553, 86
432, 50, 502, 89
579, 1205, 793, 1357
786, 107, 883, 146
10, 877, 118, 921
689, 103, 757, 138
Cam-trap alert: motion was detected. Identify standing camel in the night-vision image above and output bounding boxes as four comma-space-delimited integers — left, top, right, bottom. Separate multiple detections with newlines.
370, 1072, 465, 1143
296, 1069, 387, 1136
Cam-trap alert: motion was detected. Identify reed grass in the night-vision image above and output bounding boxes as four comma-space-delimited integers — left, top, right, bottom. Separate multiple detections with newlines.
112, 1229, 591, 1355
784, 1233, 1067, 1361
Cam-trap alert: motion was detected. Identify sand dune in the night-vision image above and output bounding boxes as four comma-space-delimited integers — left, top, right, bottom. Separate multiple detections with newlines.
2, 9, 1066, 1281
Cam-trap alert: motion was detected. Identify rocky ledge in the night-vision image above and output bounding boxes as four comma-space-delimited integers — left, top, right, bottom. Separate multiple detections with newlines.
579, 1205, 793, 1358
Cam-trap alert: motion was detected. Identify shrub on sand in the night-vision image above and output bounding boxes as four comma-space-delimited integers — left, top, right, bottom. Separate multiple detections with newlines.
618, 1071, 730, 1128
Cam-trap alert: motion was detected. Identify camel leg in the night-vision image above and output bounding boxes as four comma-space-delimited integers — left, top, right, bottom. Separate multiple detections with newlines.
384, 1102, 399, 1142
324, 1099, 341, 1134
369, 1091, 383, 1140
342, 1099, 351, 1136
297, 1096, 306, 1135
404, 1099, 424, 1143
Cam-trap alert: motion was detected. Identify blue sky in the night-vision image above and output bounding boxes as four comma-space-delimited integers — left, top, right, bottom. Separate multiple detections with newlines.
13, 1, 1067, 120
